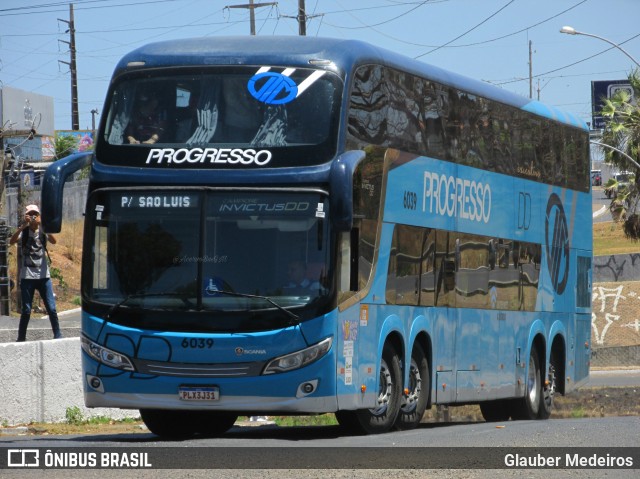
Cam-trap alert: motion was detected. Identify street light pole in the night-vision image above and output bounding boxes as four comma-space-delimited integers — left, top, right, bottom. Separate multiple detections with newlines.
560, 26, 640, 69
591, 140, 640, 171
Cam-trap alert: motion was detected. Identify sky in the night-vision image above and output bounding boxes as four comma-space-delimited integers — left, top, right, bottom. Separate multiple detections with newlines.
0, 0, 638, 131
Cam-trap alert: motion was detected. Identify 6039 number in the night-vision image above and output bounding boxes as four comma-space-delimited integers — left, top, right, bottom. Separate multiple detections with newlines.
181, 338, 214, 349
403, 190, 418, 210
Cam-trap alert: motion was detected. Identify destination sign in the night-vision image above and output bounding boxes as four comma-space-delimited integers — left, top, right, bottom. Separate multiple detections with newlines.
118, 194, 198, 209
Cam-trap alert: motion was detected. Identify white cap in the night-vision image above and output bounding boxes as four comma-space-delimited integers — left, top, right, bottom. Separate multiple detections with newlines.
25, 204, 40, 215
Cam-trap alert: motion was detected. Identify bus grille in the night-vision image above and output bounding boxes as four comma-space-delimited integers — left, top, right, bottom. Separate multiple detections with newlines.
132, 359, 265, 377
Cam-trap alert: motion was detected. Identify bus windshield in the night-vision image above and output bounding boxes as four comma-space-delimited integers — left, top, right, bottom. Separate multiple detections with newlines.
85, 190, 332, 330
100, 67, 342, 168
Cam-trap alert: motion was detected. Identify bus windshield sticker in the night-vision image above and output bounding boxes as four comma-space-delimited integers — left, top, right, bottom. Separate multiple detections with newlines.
248, 67, 327, 105
248, 72, 298, 105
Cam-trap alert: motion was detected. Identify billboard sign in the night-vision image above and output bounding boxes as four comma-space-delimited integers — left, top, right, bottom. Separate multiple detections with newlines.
591, 80, 635, 130
0, 86, 55, 136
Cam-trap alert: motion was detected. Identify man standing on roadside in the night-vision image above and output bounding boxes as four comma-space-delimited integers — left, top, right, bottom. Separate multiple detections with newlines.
9, 204, 62, 342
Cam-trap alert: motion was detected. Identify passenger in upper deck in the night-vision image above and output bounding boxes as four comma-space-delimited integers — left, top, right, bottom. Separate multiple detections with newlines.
126, 91, 167, 145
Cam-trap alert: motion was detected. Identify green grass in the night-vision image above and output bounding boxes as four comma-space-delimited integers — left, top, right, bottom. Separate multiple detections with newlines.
593, 221, 639, 256
570, 407, 586, 419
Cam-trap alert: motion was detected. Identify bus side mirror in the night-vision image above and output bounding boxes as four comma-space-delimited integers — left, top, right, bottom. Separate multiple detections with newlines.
329, 150, 365, 232
41, 152, 92, 233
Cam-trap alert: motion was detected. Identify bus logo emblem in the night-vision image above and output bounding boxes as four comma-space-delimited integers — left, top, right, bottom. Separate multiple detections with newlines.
248, 72, 298, 105
545, 193, 570, 295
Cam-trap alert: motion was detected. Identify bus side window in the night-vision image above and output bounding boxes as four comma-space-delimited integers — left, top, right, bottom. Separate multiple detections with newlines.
419, 228, 436, 307
393, 225, 423, 306
435, 232, 456, 307
455, 233, 490, 309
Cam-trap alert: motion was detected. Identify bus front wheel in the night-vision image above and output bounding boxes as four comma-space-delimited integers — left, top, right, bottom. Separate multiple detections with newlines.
140, 409, 238, 439
336, 343, 402, 434
140, 409, 198, 439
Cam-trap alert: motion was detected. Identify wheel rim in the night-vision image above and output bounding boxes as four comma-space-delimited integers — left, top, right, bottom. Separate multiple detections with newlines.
543, 364, 556, 408
371, 358, 392, 416
527, 354, 539, 407
401, 358, 421, 413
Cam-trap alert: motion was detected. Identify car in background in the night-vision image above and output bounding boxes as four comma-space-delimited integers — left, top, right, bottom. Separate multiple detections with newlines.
605, 172, 632, 199
591, 169, 602, 186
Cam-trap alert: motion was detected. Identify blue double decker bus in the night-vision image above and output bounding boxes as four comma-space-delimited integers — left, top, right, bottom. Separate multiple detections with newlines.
43, 36, 592, 437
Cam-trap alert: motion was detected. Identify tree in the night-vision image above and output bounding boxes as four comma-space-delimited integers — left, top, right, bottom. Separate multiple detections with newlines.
600, 69, 640, 239
53, 134, 79, 160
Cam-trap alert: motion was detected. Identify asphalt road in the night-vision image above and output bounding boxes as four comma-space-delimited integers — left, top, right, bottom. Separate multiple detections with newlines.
587, 369, 640, 387
593, 187, 615, 223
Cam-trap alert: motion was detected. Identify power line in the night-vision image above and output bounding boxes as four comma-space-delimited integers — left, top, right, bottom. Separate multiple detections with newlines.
493, 32, 640, 86
415, 0, 516, 59
320, 0, 432, 30
0, 0, 183, 17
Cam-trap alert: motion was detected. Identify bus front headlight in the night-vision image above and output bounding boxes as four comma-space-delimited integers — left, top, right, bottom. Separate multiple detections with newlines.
263, 337, 332, 375
81, 336, 135, 371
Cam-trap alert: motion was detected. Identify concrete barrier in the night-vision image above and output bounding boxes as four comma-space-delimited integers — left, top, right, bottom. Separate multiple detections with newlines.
0, 338, 138, 426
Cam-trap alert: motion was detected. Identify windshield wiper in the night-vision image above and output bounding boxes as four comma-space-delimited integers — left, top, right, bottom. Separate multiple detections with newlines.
210, 290, 300, 325
106, 292, 195, 320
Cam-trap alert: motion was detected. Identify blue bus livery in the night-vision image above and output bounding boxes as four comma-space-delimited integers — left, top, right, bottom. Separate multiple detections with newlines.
42, 36, 592, 437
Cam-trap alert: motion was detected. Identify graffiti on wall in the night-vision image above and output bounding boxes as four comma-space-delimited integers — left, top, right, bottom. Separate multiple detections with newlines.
592, 283, 640, 346
594, 254, 640, 282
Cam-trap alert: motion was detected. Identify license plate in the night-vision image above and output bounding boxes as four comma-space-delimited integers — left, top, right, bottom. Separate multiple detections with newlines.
178, 386, 219, 401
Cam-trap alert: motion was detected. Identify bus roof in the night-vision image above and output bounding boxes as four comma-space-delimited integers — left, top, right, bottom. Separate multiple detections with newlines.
116, 36, 587, 131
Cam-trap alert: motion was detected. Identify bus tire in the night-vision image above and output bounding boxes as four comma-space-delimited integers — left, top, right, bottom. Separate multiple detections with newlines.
336, 343, 402, 435
479, 400, 511, 422
511, 347, 542, 420
140, 409, 199, 439
196, 412, 239, 436
538, 351, 558, 420
394, 343, 429, 430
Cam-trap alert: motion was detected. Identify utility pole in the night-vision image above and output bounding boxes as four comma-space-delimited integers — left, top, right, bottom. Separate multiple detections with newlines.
91, 108, 99, 133
58, 3, 79, 130
528, 40, 533, 99
281, 0, 323, 35
226, 1, 277, 35
298, 0, 306, 36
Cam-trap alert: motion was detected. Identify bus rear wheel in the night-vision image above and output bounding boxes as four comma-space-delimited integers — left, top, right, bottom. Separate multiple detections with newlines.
336, 343, 402, 435
394, 343, 429, 430
538, 351, 558, 419
511, 347, 542, 420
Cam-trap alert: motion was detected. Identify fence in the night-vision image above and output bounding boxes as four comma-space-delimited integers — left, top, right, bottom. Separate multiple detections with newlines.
3, 179, 88, 228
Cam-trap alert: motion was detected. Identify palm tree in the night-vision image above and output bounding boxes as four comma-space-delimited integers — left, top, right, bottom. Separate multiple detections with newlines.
600, 69, 640, 239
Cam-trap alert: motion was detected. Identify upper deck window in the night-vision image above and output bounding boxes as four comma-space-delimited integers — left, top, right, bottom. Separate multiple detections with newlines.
99, 66, 342, 168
